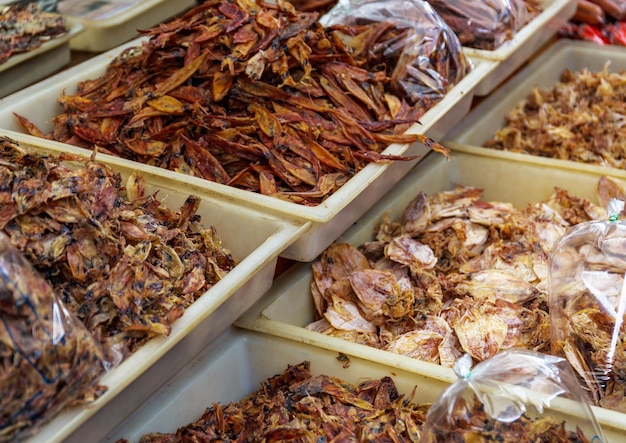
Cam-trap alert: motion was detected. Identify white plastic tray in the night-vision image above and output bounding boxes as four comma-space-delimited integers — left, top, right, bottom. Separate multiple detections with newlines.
101, 327, 612, 443
5, 132, 309, 443
58, 0, 195, 52
236, 149, 626, 439
446, 39, 626, 175
465, 0, 576, 96
0, 37, 496, 261
0, 18, 83, 97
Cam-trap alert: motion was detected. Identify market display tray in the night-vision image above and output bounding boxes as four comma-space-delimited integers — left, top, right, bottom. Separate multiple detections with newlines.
235, 148, 626, 439
446, 39, 626, 173
7, 131, 308, 443
101, 327, 608, 442
465, 0, 576, 96
58, 0, 196, 52
0, 36, 496, 262
0, 18, 83, 98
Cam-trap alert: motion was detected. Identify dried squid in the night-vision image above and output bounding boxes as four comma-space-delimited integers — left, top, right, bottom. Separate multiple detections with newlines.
422, 392, 592, 442
426, 0, 542, 50
0, 136, 237, 366
115, 361, 429, 443
14, 0, 460, 206
484, 65, 626, 169
306, 178, 621, 372
0, 3, 68, 63
0, 231, 105, 442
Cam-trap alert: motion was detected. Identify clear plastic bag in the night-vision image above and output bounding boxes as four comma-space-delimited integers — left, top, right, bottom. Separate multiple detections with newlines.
420, 349, 606, 442
549, 198, 626, 413
320, 0, 472, 107
425, 0, 542, 50
0, 232, 106, 442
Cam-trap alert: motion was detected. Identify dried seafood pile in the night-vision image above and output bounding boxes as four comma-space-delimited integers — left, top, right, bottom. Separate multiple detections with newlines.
0, 231, 105, 442
14, 0, 460, 206
426, 0, 542, 50
116, 361, 430, 442
287, 0, 338, 14
484, 66, 626, 169
115, 361, 593, 443
423, 395, 592, 442
306, 181, 613, 368
0, 137, 237, 365
0, 3, 68, 63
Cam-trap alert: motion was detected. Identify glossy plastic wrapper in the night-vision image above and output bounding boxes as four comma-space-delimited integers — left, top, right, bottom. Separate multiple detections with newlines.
0, 232, 106, 442
320, 0, 472, 105
549, 198, 626, 414
425, 0, 541, 50
420, 349, 607, 442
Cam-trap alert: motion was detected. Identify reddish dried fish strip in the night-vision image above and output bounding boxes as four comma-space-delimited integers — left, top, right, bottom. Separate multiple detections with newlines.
15, 0, 456, 206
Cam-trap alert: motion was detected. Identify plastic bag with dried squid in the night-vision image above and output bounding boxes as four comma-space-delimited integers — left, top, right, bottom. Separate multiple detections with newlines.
319, 0, 472, 106
0, 232, 107, 442
420, 349, 606, 442
549, 197, 626, 414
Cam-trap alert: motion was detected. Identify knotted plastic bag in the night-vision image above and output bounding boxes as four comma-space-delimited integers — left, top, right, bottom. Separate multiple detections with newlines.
320, 0, 472, 107
549, 198, 626, 413
0, 232, 106, 442
420, 349, 606, 442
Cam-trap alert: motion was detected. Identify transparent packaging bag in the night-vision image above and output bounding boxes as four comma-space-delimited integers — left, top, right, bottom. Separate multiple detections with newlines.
549, 198, 626, 413
425, 0, 542, 50
0, 232, 106, 442
420, 350, 606, 442
320, 0, 472, 107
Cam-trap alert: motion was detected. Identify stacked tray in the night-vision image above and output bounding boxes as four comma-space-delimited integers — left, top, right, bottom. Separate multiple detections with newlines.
5, 2, 617, 441
3, 133, 308, 443
0, 17, 83, 98
102, 327, 609, 443
235, 149, 626, 439
0, 38, 496, 262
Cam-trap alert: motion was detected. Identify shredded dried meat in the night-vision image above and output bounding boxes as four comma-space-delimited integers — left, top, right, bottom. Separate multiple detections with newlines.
484, 65, 626, 169
0, 136, 237, 366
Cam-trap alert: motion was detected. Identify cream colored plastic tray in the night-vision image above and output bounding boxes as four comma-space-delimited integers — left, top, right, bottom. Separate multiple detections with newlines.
447, 39, 626, 175
0, 37, 496, 262
465, 0, 576, 96
58, 0, 195, 52
5, 132, 309, 443
100, 327, 610, 442
236, 149, 626, 439
0, 18, 83, 97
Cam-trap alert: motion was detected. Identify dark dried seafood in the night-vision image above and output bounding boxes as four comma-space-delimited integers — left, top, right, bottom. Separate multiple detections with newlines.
422, 393, 591, 442
484, 65, 626, 169
0, 136, 236, 365
114, 361, 593, 443
287, 0, 338, 14
116, 361, 429, 443
0, 232, 105, 442
0, 3, 69, 63
426, 0, 542, 50
14, 0, 454, 206
306, 180, 618, 370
